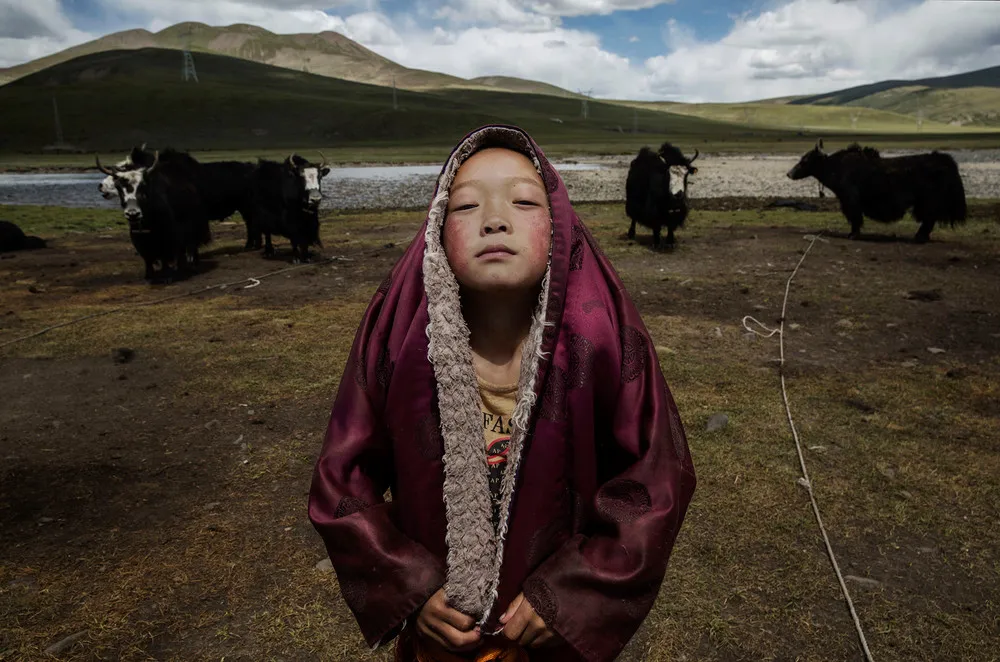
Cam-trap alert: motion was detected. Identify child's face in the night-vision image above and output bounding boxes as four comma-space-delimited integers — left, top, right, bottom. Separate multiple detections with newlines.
444, 148, 551, 294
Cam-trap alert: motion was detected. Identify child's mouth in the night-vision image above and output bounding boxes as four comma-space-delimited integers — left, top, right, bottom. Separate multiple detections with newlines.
476, 245, 515, 258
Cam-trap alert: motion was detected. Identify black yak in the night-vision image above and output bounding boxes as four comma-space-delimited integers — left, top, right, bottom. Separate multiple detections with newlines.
787, 140, 966, 242
0, 221, 46, 252
246, 153, 329, 263
97, 150, 211, 282
120, 146, 259, 250
625, 142, 699, 247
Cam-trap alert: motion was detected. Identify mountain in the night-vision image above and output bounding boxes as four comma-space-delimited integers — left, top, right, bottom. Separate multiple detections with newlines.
0, 22, 576, 97
781, 65, 1000, 126
462, 76, 580, 98
0, 47, 755, 152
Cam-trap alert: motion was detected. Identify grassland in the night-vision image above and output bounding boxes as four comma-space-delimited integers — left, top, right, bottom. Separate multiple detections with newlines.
3, 47, 1000, 172
0, 48, 783, 154
837, 86, 1000, 127
619, 100, 975, 133
2, 199, 998, 660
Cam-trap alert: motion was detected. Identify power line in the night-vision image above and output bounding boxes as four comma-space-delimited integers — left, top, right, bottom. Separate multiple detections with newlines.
577, 89, 593, 120
182, 50, 199, 83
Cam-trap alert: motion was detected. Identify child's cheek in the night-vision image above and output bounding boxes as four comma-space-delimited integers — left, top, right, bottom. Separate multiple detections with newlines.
523, 212, 552, 268
443, 216, 472, 276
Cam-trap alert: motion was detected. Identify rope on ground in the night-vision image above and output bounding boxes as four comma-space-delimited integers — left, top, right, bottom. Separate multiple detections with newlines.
0, 244, 389, 351
741, 232, 875, 662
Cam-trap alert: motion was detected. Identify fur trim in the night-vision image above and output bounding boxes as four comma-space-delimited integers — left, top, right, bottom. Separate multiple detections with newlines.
422, 127, 552, 620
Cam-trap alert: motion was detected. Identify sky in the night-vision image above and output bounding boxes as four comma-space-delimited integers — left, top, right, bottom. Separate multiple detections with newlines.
1, 0, 999, 102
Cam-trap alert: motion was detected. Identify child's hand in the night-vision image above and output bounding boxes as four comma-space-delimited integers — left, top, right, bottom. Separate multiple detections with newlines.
416, 588, 482, 653
500, 592, 557, 648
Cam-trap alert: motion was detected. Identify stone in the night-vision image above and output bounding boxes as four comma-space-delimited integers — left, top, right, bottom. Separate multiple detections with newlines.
45, 630, 88, 655
905, 289, 942, 302
111, 348, 135, 365
706, 413, 729, 432
315, 558, 334, 574
844, 575, 884, 589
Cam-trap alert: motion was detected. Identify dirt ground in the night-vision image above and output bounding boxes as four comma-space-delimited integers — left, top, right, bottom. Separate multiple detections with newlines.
1, 199, 999, 661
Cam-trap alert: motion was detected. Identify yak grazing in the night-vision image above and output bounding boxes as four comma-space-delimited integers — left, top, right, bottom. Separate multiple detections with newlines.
787, 140, 966, 243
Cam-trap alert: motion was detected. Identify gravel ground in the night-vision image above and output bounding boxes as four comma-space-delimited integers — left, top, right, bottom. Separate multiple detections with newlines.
2, 152, 997, 211
554, 152, 1000, 205
322, 151, 1000, 210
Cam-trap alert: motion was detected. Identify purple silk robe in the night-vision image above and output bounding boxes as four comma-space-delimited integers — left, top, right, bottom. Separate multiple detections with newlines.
309, 125, 696, 662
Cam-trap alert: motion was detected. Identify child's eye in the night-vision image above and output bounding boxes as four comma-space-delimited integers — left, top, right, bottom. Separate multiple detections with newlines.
514, 200, 539, 206
452, 203, 478, 211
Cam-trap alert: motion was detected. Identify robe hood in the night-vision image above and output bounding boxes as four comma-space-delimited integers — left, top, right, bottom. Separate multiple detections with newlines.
423, 126, 557, 619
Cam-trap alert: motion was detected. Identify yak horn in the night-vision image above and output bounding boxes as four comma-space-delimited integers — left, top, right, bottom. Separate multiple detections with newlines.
689, 149, 700, 164
146, 150, 160, 174
95, 155, 115, 176
318, 150, 328, 170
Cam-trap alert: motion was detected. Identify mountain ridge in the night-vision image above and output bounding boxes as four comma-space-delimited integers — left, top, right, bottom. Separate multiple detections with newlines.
0, 21, 576, 97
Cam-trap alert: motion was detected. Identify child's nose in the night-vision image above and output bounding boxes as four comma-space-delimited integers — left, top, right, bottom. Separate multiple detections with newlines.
481, 211, 509, 235
483, 219, 508, 234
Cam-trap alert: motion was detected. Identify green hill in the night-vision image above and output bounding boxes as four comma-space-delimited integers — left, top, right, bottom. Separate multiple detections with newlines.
788, 65, 1000, 106
0, 47, 785, 154
613, 100, 975, 133
0, 21, 575, 97
783, 65, 1000, 127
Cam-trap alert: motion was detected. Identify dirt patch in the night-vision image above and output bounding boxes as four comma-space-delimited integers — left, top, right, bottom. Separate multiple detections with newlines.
2, 200, 998, 661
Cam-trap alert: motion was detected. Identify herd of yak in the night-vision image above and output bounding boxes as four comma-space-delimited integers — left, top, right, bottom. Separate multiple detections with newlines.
94, 145, 330, 281
0, 139, 969, 283
628, 138, 967, 248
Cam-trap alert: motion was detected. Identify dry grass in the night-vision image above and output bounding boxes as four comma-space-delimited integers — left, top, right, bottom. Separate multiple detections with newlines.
2, 201, 999, 661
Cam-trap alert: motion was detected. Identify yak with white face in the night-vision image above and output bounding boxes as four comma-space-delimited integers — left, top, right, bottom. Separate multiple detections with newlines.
97, 144, 146, 199
99, 168, 125, 199
99, 154, 156, 227
96, 150, 212, 282
112, 169, 148, 223
668, 165, 691, 197
300, 164, 324, 209
245, 153, 330, 263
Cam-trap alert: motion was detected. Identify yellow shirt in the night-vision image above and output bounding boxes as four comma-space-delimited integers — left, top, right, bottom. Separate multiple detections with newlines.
479, 375, 516, 532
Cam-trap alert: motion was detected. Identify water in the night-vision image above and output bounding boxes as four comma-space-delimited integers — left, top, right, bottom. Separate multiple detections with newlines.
0, 162, 605, 210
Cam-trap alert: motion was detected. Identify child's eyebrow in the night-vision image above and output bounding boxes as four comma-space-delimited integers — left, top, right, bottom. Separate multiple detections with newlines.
450, 176, 545, 194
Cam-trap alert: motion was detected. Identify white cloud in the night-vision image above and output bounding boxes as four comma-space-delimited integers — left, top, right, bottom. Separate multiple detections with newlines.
2, 0, 999, 103
527, 0, 675, 16
0, 0, 94, 68
629, 35, 640, 43
433, 0, 558, 30
372, 24, 633, 92
643, 0, 1000, 102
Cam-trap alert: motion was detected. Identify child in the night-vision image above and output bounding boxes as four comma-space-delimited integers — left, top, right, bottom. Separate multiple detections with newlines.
309, 125, 696, 662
